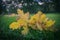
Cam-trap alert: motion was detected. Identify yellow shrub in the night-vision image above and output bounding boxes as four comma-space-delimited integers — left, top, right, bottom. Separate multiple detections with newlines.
9, 9, 55, 35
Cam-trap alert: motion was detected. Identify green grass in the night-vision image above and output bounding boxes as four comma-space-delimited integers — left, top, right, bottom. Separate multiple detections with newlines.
0, 13, 60, 40
0, 14, 60, 28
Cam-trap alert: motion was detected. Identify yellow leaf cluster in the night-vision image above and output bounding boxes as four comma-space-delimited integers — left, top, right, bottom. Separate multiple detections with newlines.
9, 22, 20, 30
9, 9, 55, 35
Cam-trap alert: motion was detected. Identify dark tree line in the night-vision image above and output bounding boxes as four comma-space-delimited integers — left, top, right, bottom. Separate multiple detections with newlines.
0, 0, 3, 14
0, 0, 60, 14
54, 0, 60, 12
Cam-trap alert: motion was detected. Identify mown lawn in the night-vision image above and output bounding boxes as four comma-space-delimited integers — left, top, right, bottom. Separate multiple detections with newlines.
0, 13, 60, 40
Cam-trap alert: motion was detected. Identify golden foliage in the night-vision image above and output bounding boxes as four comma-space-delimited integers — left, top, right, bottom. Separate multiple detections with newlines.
9, 22, 20, 30
9, 9, 55, 35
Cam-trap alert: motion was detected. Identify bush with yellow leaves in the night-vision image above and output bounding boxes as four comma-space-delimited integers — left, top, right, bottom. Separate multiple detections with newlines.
9, 9, 55, 35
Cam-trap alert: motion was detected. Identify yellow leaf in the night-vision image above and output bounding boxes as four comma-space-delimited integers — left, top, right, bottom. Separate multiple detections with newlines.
17, 9, 24, 17
36, 23, 43, 31
45, 20, 55, 28
21, 26, 29, 35
9, 22, 20, 30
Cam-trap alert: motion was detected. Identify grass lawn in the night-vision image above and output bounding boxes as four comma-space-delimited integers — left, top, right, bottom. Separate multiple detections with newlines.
0, 13, 60, 40
0, 13, 60, 28
0, 13, 60, 32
